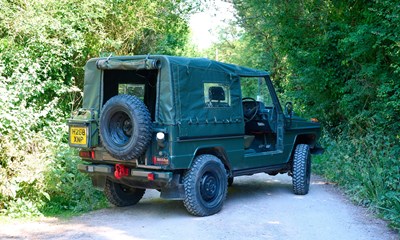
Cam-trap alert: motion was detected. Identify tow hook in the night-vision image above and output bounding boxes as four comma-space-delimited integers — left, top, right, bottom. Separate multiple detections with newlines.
114, 164, 129, 179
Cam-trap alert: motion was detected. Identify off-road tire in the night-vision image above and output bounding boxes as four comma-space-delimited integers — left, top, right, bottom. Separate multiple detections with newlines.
292, 144, 311, 195
228, 177, 234, 187
100, 94, 152, 160
104, 179, 145, 207
183, 154, 228, 216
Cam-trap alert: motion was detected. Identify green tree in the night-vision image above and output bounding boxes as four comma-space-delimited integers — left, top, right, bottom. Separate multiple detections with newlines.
0, 0, 194, 217
229, 0, 400, 230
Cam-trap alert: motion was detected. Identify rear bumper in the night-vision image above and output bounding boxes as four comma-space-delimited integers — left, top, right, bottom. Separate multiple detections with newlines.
78, 163, 173, 182
78, 164, 113, 174
78, 164, 185, 200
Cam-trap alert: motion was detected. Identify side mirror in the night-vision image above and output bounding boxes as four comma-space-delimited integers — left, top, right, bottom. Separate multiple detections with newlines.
285, 102, 293, 118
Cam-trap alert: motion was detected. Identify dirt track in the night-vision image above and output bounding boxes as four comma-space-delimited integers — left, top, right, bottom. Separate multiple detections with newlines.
0, 174, 398, 240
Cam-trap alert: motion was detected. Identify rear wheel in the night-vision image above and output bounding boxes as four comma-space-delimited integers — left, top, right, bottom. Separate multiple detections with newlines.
104, 179, 145, 207
292, 144, 311, 195
183, 154, 228, 216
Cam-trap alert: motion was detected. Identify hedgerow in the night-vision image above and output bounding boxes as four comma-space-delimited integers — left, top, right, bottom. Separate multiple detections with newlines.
0, 0, 193, 217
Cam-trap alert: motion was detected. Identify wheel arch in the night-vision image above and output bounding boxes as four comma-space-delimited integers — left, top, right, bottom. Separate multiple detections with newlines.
192, 146, 232, 173
288, 133, 317, 164
294, 133, 317, 148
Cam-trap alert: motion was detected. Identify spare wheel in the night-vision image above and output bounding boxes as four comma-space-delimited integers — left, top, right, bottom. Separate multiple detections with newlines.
100, 94, 152, 160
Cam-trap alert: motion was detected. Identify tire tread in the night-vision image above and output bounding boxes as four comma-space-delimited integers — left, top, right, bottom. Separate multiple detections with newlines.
292, 144, 311, 195
104, 179, 145, 207
100, 94, 152, 160
183, 154, 227, 216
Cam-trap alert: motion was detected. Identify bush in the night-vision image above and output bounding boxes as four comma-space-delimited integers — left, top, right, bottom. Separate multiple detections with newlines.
0, 61, 61, 217
230, 0, 400, 231
0, 59, 99, 216
43, 146, 107, 215
313, 130, 400, 230
0, 0, 193, 217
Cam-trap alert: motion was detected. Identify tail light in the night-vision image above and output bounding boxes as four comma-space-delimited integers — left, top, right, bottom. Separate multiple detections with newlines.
147, 173, 155, 181
79, 150, 95, 159
152, 156, 169, 165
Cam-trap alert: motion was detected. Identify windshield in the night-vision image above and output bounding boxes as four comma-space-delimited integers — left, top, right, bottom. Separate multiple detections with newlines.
240, 77, 273, 107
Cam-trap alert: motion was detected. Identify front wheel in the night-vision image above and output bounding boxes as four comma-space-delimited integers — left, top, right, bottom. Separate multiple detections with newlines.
104, 179, 145, 207
183, 154, 228, 216
292, 144, 311, 195
228, 177, 234, 187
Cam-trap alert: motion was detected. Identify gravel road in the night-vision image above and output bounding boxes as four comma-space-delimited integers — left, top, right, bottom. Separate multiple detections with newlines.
1, 174, 398, 240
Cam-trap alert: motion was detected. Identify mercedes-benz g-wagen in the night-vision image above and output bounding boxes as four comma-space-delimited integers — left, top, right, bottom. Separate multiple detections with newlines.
68, 55, 323, 216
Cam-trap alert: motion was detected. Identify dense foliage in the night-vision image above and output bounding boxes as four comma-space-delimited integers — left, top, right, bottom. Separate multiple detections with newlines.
0, 0, 398, 231
221, 0, 399, 230
0, 0, 193, 217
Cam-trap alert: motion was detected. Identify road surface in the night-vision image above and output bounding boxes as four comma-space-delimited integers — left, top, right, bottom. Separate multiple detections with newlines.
0, 174, 398, 240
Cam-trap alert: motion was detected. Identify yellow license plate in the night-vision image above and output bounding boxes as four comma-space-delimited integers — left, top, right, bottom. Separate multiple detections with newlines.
70, 126, 88, 145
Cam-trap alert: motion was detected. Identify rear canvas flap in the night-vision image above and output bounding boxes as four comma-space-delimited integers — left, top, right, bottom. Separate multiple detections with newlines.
96, 59, 160, 70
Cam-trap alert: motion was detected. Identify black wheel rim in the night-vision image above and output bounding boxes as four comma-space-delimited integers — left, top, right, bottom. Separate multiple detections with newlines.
109, 111, 133, 147
119, 184, 129, 193
200, 171, 219, 202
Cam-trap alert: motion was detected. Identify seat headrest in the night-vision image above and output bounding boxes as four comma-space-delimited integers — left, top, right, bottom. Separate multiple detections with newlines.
209, 86, 225, 101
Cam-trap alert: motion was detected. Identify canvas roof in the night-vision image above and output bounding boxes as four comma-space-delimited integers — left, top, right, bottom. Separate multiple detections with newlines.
83, 55, 269, 124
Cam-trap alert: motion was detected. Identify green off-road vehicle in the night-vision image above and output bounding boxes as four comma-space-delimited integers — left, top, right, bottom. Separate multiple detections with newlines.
68, 55, 323, 216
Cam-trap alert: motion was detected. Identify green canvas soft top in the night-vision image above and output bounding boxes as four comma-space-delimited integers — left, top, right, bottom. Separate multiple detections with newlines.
82, 55, 269, 124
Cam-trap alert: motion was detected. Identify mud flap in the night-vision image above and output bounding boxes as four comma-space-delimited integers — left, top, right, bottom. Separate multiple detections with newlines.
160, 174, 185, 200
310, 145, 325, 155
91, 175, 107, 190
